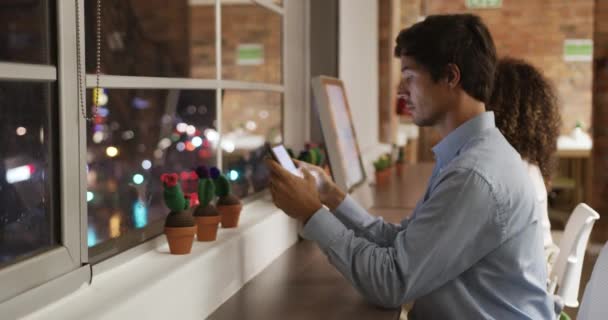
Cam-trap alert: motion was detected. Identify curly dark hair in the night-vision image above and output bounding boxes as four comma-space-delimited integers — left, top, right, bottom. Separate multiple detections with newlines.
488, 58, 561, 185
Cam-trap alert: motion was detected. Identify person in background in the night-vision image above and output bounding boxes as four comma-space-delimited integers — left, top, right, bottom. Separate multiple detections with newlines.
266, 14, 555, 319
488, 57, 562, 274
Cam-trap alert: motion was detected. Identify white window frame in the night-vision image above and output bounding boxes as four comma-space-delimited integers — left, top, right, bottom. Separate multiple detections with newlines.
0, 0, 88, 304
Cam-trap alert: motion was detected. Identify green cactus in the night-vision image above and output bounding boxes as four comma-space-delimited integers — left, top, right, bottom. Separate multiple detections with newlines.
198, 179, 215, 207
373, 153, 393, 171
210, 167, 241, 206
208, 167, 229, 197
214, 174, 231, 197
316, 148, 325, 166
163, 184, 186, 212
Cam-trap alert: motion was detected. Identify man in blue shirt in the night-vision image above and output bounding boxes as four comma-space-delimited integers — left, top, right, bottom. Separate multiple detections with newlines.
266, 14, 554, 319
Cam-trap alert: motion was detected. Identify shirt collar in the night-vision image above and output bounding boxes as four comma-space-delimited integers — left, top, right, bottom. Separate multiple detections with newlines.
432, 111, 496, 169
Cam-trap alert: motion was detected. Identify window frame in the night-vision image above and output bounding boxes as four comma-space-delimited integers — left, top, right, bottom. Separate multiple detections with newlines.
0, 0, 87, 303
83, 0, 287, 263
0, 0, 308, 307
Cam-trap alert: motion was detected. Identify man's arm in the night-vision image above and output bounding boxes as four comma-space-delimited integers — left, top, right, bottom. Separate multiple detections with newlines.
301, 168, 504, 308
330, 195, 408, 247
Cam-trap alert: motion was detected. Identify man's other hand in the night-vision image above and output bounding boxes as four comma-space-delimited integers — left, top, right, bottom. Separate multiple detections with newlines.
265, 158, 323, 224
293, 159, 346, 211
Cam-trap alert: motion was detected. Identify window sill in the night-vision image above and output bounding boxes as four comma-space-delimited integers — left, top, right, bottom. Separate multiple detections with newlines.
12, 195, 300, 319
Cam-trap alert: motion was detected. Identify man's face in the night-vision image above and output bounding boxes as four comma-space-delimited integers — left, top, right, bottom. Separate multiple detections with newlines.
399, 55, 451, 127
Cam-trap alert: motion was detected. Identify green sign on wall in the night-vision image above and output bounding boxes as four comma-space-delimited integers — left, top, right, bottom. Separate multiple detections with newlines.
237, 44, 264, 66
564, 39, 593, 62
466, 0, 502, 9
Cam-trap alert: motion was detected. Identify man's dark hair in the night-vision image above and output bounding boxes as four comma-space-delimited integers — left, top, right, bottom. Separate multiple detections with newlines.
394, 14, 497, 104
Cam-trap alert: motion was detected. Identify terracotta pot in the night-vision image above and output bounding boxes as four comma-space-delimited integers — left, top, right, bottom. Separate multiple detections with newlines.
218, 204, 243, 228
375, 167, 393, 185
195, 215, 221, 241
164, 226, 196, 255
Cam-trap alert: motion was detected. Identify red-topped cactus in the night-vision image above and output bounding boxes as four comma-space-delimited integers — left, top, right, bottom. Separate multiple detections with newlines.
210, 167, 242, 228
193, 165, 221, 241
161, 173, 196, 254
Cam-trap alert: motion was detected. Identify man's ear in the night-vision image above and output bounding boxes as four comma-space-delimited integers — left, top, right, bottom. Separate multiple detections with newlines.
444, 63, 461, 88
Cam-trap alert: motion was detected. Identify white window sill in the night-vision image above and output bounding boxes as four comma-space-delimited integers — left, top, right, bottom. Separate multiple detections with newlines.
6, 196, 299, 320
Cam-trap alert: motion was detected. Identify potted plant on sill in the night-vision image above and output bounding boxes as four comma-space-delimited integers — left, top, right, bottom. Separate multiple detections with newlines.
210, 167, 242, 228
161, 173, 196, 255
298, 145, 330, 176
373, 153, 393, 186
193, 165, 221, 241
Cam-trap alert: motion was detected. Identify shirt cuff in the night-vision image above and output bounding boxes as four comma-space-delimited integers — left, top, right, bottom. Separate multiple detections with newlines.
333, 195, 375, 228
301, 208, 348, 249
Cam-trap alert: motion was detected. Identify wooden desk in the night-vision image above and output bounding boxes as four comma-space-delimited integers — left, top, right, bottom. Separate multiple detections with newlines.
208, 163, 433, 320
207, 240, 401, 320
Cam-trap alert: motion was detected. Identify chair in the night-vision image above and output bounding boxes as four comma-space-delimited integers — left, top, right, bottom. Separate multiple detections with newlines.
577, 240, 608, 320
548, 203, 600, 308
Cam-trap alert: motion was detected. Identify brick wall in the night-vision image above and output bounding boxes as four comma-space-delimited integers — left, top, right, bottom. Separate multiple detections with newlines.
395, 0, 594, 134
190, 4, 282, 146
592, 0, 608, 226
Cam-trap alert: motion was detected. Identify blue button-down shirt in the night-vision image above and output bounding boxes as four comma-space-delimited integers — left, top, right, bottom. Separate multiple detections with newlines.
301, 112, 554, 319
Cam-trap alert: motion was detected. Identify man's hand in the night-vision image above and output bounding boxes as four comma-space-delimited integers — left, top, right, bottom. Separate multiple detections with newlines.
293, 159, 346, 211
265, 159, 323, 224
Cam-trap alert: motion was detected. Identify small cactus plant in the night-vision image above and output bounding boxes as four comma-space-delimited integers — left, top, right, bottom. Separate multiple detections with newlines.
194, 165, 219, 217
197, 166, 215, 206
297, 147, 325, 166
161, 173, 193, 228
161, 173, 196, 254
193, 165, 221, 241
373, 153, 392, 172
211, 167, 241, 206
211, 166, 242, 228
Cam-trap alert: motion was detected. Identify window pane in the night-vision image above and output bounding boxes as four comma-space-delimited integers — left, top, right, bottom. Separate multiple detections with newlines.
86, 89, 217, 253
85, 0, 215, 78
0, 0, 55, 65
0, 81, 58, 267
222, 90, 282, 198
221, 1, 283, 83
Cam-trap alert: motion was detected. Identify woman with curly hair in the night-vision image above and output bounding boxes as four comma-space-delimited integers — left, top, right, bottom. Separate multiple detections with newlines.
488, 57, 562, 272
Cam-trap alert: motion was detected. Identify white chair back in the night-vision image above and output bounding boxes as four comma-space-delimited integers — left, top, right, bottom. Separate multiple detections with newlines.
549, 203, 599, 307
577, 240, 608, 320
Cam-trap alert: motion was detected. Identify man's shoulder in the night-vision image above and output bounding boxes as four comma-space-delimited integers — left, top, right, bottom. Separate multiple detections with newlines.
449, 129, 519, 176
445, 129, 535, 204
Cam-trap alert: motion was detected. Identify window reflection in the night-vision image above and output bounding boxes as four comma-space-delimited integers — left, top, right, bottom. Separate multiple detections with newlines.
0, 81, 57, 266
86, 89, 217, 248
221, 2, 283, 83
85, 0, 215, 78
0, 0, 55, 65
222, 90, 282, 198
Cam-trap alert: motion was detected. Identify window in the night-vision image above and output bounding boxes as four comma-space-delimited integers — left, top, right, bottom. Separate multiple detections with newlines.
0, 0, 58, 269
0, 0, 291, 304
0, 0, 84, 304
222, 90, 282, 198
86, 88, 218, 255
85, 0, 285, 262
221, 4, 283, 83
0, 81, 58, 266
